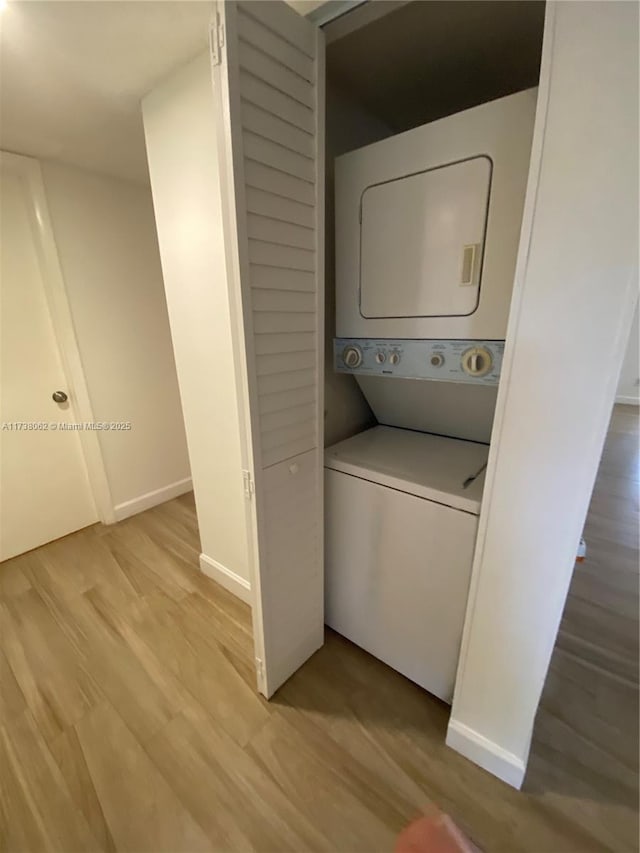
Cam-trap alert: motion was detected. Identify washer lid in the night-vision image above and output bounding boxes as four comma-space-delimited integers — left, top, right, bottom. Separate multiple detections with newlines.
324, 426, 488, 514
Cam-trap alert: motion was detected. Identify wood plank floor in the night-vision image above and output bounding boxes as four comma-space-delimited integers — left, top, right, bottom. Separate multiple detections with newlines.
1, 405, 637, 852
525, 403, 639, 851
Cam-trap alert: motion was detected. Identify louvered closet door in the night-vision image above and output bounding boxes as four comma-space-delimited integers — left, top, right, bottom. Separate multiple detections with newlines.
212, 0, 324, 697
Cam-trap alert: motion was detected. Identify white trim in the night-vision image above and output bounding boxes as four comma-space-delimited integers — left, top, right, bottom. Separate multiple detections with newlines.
615, 395, 639, 406
113, 477, 192, 521
0, 151, 115, 524
450, 0, 639, 786
446, 720, 526, 789
314, 22, 327, 648
199, 552, 251, 604
319, 0, 409, 40
212, 0, 266, 688
308, 0, 366, 27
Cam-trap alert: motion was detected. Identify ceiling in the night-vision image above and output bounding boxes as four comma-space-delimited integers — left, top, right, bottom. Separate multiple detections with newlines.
0, 1, 329, 185
0, 1, 217, 183
327, 1, 545, 132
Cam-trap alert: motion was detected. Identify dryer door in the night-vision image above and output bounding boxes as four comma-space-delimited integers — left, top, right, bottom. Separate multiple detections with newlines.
360, 156, 491, 319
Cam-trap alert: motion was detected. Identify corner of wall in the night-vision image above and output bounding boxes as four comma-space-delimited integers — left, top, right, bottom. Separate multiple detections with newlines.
446, 719, 526, 789
113, 477, 192, 522
142, 53, 251, 588
199, 553, 251, 604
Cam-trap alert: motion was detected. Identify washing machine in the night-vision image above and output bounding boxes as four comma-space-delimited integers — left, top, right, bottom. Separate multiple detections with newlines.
325, 426, 488, 702
325, 89, 537, 701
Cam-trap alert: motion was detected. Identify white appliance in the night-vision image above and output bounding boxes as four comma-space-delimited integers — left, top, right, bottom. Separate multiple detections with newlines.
325, 426, 488, 702
325, 89, 537, 699
334, 337, 505, 442
335, 89, 537, 341
333, 89, 536, 441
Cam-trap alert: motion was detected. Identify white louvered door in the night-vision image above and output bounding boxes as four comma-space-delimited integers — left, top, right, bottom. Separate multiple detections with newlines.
211, 0, 325, 697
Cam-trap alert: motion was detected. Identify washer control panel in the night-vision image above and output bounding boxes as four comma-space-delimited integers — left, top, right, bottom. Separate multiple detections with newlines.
334, 339, 504, 385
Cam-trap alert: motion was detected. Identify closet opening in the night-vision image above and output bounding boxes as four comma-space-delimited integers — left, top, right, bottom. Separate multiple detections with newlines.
322, 0, 545, 703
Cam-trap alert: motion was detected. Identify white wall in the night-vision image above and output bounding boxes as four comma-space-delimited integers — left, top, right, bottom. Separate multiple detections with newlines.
616, 300, 639, 405
324, 82, 392, 446
41, 161, 191, 517
448, 0, 639, 787
142, 53, 250, 594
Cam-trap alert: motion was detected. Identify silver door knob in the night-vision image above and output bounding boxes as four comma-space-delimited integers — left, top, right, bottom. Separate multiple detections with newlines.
52, 390, 68, 403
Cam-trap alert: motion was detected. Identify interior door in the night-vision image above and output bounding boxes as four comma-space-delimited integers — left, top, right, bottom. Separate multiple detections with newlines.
211, 1, 325, 697
0, 154, 98, 561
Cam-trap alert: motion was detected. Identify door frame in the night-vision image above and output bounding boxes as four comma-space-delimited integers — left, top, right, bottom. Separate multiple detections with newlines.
1, 151, 115, 524
208, 7, 265, 649
447, 0, 639, 786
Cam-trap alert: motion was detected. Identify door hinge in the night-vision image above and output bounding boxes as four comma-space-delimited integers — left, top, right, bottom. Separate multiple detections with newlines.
255, 657, 264, 680
242, 469, 254, 499
209, 12, 224, 66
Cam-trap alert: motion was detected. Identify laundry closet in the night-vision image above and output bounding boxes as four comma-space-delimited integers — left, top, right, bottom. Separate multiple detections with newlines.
142, 0, 637, 764
144, 0, 544, 699
321, 1, 543, 703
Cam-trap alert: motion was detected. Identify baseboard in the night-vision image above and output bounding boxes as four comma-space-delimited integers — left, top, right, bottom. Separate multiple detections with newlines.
113, 477, 192, 522
199, 553, 251, 605
615, 394, 639, 406
446, 719, 526, 789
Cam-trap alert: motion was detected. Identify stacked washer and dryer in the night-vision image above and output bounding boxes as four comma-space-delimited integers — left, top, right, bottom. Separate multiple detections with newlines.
325, 89, 537, 703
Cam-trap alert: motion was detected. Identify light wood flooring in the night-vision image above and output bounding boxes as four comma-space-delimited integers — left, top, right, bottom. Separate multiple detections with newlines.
526, 403, 639, 850
1, 406, 638, 852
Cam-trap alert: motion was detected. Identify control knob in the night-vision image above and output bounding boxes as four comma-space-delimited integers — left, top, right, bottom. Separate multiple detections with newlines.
461, 346, 493, 377
342, 345, 363, 369
389, 352, 401, 366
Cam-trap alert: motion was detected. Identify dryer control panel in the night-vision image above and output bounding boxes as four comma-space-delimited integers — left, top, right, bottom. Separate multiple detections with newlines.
334, 338, 504, 385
